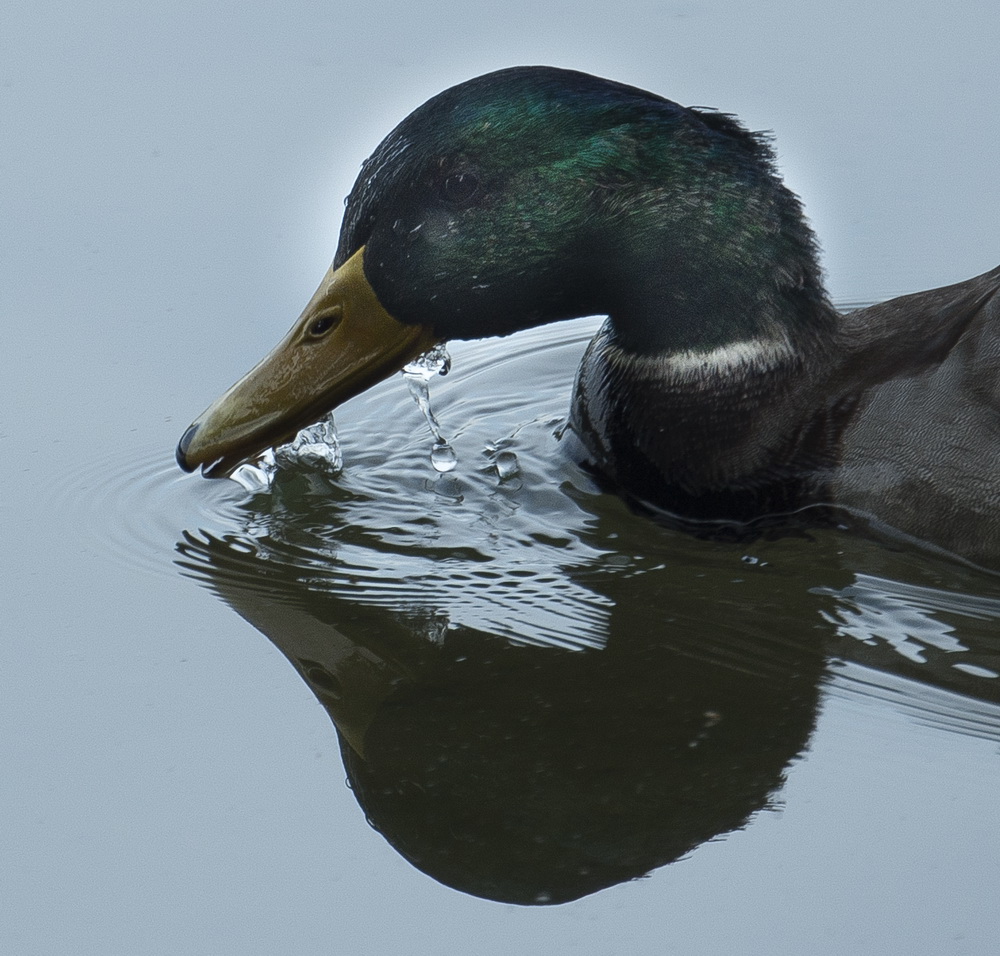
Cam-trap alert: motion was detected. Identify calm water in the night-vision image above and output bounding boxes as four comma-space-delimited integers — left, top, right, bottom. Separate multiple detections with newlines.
6, 2, 1000, 953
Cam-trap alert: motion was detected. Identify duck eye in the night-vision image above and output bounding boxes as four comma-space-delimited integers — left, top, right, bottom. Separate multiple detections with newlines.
441, 170, 480, 205
307, 310, 340, 338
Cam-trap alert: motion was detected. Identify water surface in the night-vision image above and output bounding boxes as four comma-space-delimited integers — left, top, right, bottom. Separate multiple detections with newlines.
90, 319, 1000, 925
6, 1, 1000, 953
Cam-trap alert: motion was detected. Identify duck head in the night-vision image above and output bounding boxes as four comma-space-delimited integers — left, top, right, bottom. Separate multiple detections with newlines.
178, 66, 828, 477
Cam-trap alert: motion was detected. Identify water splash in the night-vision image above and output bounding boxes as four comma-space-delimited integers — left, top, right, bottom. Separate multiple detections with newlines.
494, 451, 520, 481
230, 412, 342, 492
229, 449, 277, 493
402, 344, 457, 473
484, 440, 521, 483
275, 413, 343, 474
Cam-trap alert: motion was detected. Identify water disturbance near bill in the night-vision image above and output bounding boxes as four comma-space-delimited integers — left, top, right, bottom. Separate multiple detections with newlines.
230, 412, 344, 492
228, 343, 463, 493
162, 320, 1000, 702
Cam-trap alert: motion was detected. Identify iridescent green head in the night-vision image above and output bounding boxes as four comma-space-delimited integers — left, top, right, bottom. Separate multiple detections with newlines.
178, 67, 832, 478
338, 66, 829, 353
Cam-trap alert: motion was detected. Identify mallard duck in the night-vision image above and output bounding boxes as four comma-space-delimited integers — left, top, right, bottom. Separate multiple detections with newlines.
177, 66, 1000, 563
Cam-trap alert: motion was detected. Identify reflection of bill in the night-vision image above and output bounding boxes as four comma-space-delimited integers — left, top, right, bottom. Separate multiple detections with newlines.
177, 527, 824, 905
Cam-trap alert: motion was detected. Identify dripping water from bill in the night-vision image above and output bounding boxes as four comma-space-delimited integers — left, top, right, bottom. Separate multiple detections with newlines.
402, 343, 458, 473
226, 341, 519, 490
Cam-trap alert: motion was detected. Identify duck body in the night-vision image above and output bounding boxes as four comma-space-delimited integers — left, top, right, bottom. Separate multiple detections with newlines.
831, 273, 1000, 562
177, 67, 1000, 564
574, 265, 1000, 555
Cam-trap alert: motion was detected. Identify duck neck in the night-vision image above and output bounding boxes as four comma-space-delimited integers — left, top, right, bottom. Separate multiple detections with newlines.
589, 107, 836, 357
599, 207, 834, 359
572, 291, 845, 524
605, 266, 826, 359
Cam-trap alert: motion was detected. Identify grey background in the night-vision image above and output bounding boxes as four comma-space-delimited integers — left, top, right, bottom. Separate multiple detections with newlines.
4, 2, 1000, 954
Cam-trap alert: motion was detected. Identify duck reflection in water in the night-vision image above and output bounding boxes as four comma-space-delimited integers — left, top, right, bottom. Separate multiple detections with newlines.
176, 476, 1000, 906
177, 527, 822, 904
174, 65, 1000, 904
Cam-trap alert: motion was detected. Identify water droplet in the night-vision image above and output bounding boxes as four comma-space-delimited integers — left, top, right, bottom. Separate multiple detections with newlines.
430, 441, 457, 473
494, 450, 520, 480
403, 342, 451, 380
402, 345, 457, 471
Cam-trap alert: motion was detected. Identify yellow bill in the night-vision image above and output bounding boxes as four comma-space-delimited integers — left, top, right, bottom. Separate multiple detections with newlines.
176, 247, 439, 478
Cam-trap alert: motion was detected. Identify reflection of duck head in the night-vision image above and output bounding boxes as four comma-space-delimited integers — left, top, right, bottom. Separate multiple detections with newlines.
336, 633, 821, 905
176, 66, 1000, 560
177, 525, 825, 904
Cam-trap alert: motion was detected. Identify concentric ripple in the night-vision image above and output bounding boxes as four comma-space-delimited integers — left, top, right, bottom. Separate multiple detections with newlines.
48, 437, 247, 578
66, 314, 1000, 723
